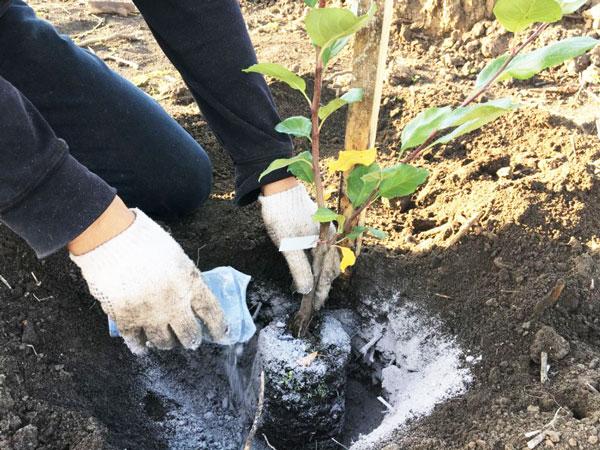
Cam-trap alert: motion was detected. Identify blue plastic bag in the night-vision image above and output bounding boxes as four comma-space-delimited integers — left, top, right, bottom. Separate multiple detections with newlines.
108, 266, 256, 346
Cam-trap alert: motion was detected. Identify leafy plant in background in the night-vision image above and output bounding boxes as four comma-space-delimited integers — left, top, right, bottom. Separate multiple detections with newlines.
244, 0, 597, 336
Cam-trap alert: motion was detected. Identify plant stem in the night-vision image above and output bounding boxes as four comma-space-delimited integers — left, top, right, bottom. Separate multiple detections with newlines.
342, 191, 379, 235
310, 43, 330, 241
291, 0, 328, 340
402, 22, 549, 164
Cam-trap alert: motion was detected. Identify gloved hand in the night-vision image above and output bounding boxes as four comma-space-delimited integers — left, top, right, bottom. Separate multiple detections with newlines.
259, 184, 341, 309
70, 209, 226, 355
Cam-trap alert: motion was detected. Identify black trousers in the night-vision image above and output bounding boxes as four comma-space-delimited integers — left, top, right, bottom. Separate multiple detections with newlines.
0, 0, 293, 257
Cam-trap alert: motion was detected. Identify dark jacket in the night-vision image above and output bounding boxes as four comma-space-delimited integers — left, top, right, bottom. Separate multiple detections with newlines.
0, 0, 294, 257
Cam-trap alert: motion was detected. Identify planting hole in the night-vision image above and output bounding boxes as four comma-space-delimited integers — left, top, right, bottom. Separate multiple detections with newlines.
122, 287, 473, 449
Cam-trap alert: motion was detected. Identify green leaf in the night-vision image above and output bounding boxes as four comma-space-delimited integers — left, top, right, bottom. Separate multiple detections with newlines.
504, 37, 598, 80
258, 152, 313, 181
305, 5, 376, 57
367, 227, 388, 239
345, 226, 367, 240
345, 226, 388, 240
319, 88, 364, 122
287, 151, 314, 184
476, 37, 599, 88
475, 54, 510, 88
493, 0, 563, 33
322, 36, 350, 65
558, 0, 588, 14
378, 164, 429, 199
243, 63, 306, 96
347, 163, 380, 208
400, 106, 453, 152
335, 214, 346, 234
401, 100, 518, 153
312, 207, 339, 223
432, 99, 518, 147
439, 99, 518, 128
275, 116, 312, 140
304, 0, 318, 7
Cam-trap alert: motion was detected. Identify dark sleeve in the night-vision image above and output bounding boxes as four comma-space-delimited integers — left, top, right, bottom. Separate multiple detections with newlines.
0, 76, 116, 258
132, 0, 295, 206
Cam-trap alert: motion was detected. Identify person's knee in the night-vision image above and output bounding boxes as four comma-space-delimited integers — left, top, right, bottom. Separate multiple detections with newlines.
174, 151, 213, 215
149, 150, 213, 217
2, 4, 66, 59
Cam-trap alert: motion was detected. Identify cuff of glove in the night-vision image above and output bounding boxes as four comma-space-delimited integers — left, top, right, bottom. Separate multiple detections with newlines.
258, 184, 313, 211
69, 208, 171, 275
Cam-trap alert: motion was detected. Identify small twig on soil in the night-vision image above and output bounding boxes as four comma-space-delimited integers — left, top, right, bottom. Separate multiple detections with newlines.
72, 15, 105, 39
262, 433, 277, 450
524, 407, 563, 449
526, 431, 546, 449
76, 31, 140, 47
434, 293, 453, 300
445, 211, 483, 247
376, 396, 394, 411
359, 330, 383, 357
243, 371, 265, 450
0, 274, 12, 290
32, 294, 54, 303
419, 221, 451, 238
546, 407, 563, 429
103, 54, 139, 69
540, 352, 549, 384
26, 345, 38, 356
331, 437, 349, 449
252, 302, 262, 321
493, 257, 513, 270
31, 272, 41, 287
586, 382, 600, 395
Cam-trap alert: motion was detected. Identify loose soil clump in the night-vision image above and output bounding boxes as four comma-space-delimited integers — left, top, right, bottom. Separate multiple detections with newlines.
257, 315, 351, 447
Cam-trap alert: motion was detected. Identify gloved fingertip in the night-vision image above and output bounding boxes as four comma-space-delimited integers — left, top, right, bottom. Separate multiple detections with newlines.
124, 338, 148, 356
177, 328, 203, 351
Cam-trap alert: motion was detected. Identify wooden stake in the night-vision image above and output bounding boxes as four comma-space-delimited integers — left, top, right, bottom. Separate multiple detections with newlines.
341, 0, 394, 255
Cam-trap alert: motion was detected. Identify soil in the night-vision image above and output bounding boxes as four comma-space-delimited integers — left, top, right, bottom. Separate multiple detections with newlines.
2, 1, 600, 449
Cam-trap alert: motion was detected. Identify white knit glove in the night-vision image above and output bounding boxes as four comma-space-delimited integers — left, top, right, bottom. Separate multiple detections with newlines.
70, 209, 226, 355
259, 184, 340, 309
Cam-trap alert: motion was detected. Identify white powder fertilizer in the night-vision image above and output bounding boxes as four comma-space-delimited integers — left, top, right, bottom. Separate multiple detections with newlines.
350, 304, 475, 449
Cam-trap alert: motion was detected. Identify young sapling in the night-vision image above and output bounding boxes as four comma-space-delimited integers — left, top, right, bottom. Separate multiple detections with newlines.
244, 0, 598, 337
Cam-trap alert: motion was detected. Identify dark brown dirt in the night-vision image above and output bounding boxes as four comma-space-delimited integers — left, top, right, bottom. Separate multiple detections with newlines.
2, 1, 600, 449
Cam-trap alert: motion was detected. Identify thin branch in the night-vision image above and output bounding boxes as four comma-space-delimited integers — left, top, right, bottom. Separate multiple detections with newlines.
342, 190, 379, 235
0, 274, 12, 290
309, 32, 330, 242
402, 22, 550, 164
263, 434, 278, 450
243, 371, 265, 450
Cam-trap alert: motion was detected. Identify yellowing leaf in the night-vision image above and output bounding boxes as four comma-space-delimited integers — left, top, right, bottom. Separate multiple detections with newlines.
297, 351, 318, 367
339, 246, 356, 272
328, 149, 377, 174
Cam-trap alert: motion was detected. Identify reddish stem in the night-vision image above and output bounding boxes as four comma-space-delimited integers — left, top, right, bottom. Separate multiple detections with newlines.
310, 43, 329, 241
